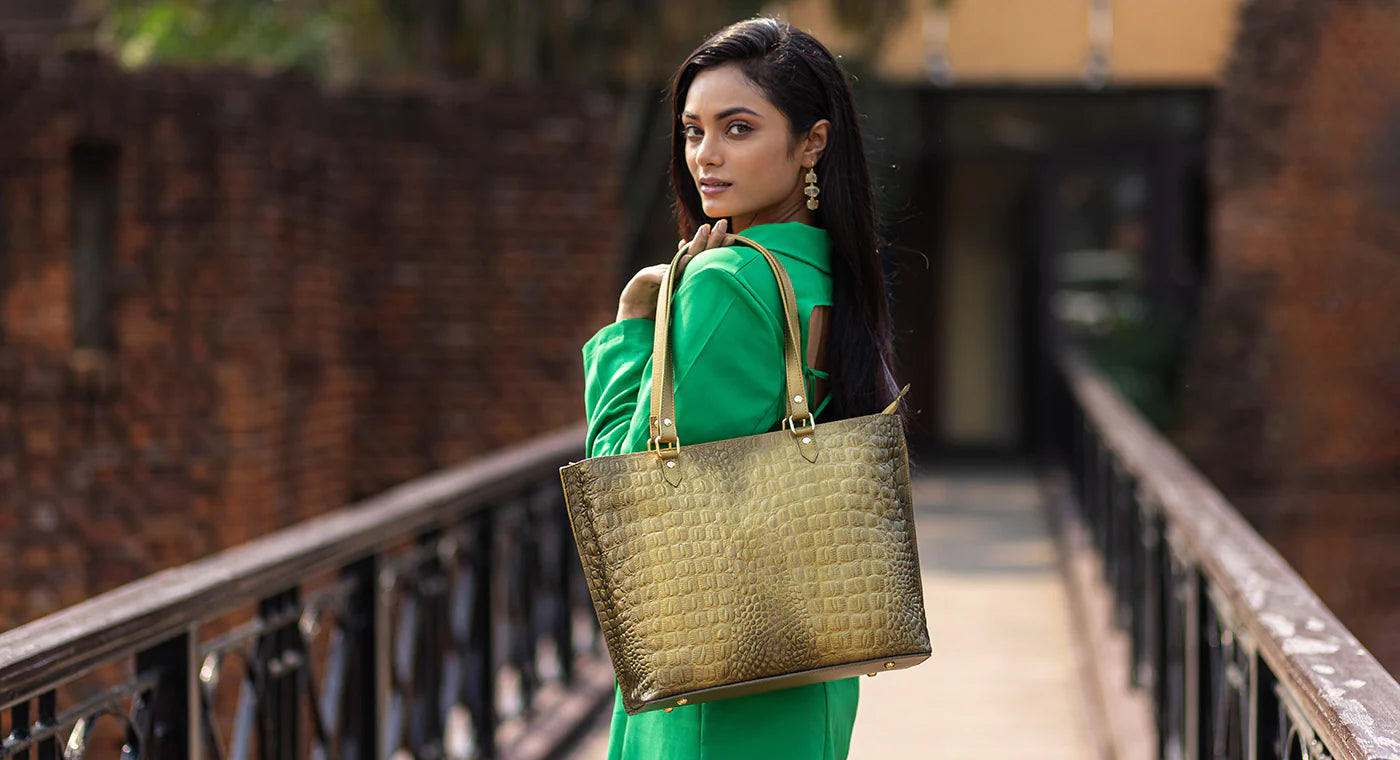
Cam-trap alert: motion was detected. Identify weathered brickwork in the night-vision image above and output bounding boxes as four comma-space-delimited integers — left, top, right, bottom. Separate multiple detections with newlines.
1176, 0, 1400, 672
0, 48, 620, 629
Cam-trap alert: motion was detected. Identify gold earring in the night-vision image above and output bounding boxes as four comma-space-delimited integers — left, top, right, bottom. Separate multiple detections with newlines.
804, 167, 820, 210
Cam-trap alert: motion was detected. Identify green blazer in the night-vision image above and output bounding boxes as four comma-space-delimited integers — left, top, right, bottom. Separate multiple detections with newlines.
580, 222, 858, 760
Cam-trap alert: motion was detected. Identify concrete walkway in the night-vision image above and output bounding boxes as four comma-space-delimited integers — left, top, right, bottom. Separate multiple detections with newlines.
566, 463, 1097, 759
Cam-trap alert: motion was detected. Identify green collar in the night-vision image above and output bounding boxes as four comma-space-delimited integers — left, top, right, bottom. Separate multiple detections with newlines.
734, 222, 831, 274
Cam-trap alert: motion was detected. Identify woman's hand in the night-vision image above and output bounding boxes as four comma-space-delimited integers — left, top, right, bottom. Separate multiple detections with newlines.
615, 219, 729, 321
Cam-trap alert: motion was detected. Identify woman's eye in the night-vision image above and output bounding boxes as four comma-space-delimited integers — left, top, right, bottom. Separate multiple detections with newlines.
683, 125, 702, 139
727, 122, 751, 136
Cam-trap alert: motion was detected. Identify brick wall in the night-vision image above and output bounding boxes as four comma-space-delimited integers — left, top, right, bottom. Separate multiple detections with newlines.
0, 49, 620, 628
1175, 0, 1400, 672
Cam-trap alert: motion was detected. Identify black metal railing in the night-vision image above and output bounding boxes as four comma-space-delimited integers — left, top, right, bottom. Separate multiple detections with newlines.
0, 424, 604, 759
1052, 350, 1400, 760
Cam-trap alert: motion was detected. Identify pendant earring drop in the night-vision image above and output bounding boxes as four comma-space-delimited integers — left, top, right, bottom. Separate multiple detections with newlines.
804, 166, 820, 210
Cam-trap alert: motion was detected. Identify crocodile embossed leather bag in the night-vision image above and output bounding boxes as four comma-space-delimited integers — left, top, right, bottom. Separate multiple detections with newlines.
560, 234, 930, 715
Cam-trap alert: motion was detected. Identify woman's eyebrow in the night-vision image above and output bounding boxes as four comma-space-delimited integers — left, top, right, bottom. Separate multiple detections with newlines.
681, 106, 764, 120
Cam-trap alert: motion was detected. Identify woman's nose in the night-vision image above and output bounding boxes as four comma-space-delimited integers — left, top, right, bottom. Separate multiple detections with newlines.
695, 133, 723, 167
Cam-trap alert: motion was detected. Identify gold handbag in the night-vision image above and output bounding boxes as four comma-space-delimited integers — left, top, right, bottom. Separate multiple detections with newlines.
560, 234, 930, 715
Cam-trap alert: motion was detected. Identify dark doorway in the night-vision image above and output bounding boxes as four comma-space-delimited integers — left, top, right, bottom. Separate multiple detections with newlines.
880, 88, 1212, 454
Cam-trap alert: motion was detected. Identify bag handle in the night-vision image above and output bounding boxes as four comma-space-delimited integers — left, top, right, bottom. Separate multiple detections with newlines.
647, 234, 816, 467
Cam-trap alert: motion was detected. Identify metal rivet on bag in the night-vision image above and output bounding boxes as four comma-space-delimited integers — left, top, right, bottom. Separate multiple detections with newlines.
793, 395, 803, 403
867, 672, 877, 677
677, 698, 688, 705
884, 662, 895, 669
666, 461, 676, 468
664, 707, 674, 713
662, 418, 672, 426
801, 437, 811, 444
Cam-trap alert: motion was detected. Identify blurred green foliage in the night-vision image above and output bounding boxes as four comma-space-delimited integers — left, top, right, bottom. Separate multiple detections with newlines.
93, 0, 918, 85
95, 0, 808, 85
1081, 309, 1188, 429
98, 0, 347, 77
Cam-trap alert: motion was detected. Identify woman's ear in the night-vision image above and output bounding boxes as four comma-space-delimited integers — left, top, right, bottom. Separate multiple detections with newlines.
801, 119, 831, 166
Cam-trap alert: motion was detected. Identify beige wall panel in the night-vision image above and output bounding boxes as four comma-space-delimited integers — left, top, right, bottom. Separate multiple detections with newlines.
1111, 0, 1238, 82
778, 0, 1091, 82
775, 0, 1234, 84
945, 0, 1092, 81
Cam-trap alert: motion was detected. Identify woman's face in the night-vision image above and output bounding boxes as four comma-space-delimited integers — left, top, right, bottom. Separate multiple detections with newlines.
681, 63, 827, 231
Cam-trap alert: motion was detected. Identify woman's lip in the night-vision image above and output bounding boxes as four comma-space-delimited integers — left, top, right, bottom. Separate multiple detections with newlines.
699, 181, 731, 195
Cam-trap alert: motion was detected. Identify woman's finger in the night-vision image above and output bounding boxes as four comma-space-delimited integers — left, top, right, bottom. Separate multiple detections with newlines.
678, 224, 709, 272
706, 218, 728, 249
690, 223, 710, 254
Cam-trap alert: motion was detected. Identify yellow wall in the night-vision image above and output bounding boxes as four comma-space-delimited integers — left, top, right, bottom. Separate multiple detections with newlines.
1112, 0, 1239, 82
940, 0, 1092, 82
772, 0, 1239, 85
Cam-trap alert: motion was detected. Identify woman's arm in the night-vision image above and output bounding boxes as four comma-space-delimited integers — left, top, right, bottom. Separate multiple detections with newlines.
584, 222, 765, 459
582, 317, 654, 459
582, 230, 787, 460
581, 257, 785, 458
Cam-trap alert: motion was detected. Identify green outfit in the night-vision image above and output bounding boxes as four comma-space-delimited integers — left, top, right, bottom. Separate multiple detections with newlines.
580, 222, 858, 760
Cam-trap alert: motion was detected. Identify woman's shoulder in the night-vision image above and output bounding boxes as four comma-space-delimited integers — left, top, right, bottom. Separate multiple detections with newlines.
678, 237, 830, 304
674, 245, 783, 316
681, 243, 769, 281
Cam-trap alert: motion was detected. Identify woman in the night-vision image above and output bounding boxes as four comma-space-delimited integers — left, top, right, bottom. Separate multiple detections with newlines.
580, 17, 902, 760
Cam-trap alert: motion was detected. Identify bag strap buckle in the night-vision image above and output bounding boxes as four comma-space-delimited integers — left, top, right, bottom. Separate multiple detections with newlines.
782, 414, 815, 435
647, 434, 681, 460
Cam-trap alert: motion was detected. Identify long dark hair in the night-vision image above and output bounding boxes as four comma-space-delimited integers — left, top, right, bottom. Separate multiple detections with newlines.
668, 17, 901, 420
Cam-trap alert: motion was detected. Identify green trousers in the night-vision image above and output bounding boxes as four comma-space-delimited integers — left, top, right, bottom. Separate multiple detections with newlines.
605, 678, 859, 760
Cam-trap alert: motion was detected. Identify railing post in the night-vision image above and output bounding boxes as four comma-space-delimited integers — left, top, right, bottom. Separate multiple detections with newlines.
257, 589, 303, 760
1115, 467, 1139, 633
36, 691, 56, 760
342, 556, 379, 760
1185, 567, 1201, 760
11, 700, 30, 760
1201, 599, 1221, 759
1127, 482, 1147, 683
1133, 503, 1162, 690
136, 630, 199, 760
414, 531, 448, 751
472, 509, 498, 758
1161, 547, 1186, 759
1094, 436, 1111, 570
376, 554, 394, 760
1100, 441, 1118, 592
554, 492, 576, 685
513, 495, 540, 710
1251, 657, 1280, 760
